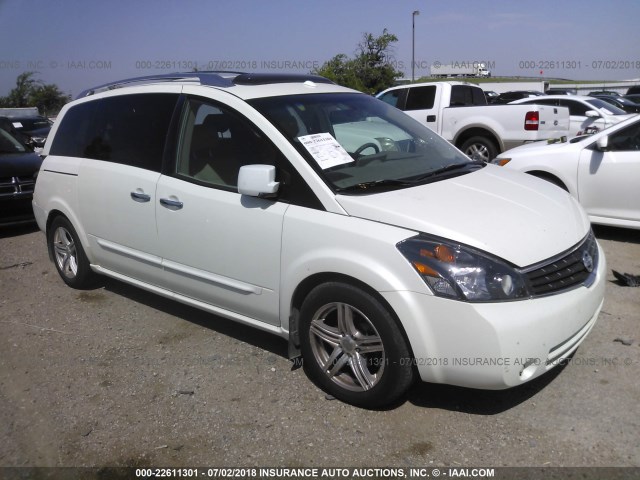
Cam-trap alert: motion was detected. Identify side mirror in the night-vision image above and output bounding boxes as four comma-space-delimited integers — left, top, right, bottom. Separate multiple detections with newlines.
585, 110, 601, 118
238, 164, 280, 198
595, 136, 609, 151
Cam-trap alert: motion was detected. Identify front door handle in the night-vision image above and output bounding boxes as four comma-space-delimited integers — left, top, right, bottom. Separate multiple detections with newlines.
130, 191, 151, 202
159, 197, 184, 210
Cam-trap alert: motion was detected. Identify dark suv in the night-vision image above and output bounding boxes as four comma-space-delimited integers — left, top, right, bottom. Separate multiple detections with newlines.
0, 123, 43, 225
10, 116, 52, 150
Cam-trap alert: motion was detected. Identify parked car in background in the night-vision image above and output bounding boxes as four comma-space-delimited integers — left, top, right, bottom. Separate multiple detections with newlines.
491, 90, 546, 104
376, 82, 568, 161
626, 85, 640, 95
10, 116, 53, 152
0, 126, 43, 225
546, 88, 577, 95
33, 72, 605, 408
588, 90, 621, 97
510, 95, 634, 137
624, 94, 640, 104
590, 95, 640, 114
483, 90, 499, 103
493, 114, 640, 230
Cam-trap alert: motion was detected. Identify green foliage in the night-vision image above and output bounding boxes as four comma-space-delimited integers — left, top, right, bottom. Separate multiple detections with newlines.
313, 29, 403, 95
0, 72, 70, 115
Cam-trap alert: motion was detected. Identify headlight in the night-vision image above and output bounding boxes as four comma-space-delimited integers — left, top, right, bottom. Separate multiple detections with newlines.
397, 235, 529, 302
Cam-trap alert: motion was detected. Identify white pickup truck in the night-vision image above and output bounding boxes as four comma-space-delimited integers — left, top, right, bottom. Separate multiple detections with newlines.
376, 82, 569, 161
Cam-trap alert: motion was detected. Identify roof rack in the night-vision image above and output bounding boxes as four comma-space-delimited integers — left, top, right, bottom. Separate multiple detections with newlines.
232, 73, 334, 86
76, 71, 243, 98
76, 71, 335, 99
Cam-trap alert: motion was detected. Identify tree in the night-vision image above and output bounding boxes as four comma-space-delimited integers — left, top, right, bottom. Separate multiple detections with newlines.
0, 72, 70, 115
30, 84, 70, 116
313, 29, 403, 94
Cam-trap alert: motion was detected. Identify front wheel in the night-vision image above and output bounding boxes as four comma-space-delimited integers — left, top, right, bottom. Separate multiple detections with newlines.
299, 282, 414, 408
459, 136, 498, 163
48, 216, 97, 289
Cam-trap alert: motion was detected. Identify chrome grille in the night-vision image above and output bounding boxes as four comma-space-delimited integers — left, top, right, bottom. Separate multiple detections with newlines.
0, 176, 36, 198
525, 232, 598, 297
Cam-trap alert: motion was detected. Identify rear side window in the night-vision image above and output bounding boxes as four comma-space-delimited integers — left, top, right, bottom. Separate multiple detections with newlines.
50, 93, 179, 172
405, 86, 436, 110
450, 85, 487, 107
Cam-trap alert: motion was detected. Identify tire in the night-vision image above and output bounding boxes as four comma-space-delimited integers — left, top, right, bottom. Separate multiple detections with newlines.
459, 136, 498, 162
299, 282, 414, 408
48, 216, 97, 289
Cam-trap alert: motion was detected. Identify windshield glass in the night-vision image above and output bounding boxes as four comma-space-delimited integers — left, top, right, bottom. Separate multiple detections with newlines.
586, 99, 627, 115
250, 93, 479, 192
12, 117, 51, 131
0, 128, 27, 153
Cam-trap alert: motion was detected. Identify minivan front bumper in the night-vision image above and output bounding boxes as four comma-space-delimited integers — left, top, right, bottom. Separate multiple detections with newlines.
382, 243, 606, 389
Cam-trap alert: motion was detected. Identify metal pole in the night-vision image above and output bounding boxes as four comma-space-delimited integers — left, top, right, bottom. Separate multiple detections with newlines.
412, 10, 420, 82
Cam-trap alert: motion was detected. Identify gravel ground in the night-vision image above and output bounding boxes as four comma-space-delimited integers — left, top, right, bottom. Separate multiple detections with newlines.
0, 223, 638, 470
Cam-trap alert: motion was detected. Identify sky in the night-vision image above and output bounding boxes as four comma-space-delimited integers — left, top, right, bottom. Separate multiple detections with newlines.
2, 0, 640, 98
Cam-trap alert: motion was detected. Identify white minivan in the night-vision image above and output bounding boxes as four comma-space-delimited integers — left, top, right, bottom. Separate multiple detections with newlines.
33, 72, 606, 408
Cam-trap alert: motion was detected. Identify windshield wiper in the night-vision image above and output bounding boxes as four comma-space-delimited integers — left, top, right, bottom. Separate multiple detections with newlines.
404, 160, 485, 183
335, 178, 414, 193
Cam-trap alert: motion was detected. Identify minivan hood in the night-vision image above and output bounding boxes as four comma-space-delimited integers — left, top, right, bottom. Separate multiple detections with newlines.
336, 165, 590, 267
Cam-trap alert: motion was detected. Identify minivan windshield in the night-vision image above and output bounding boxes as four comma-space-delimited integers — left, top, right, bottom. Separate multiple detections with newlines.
250, 93, 481, 193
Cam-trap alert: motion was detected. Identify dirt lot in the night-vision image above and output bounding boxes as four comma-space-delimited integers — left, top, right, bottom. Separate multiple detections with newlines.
1, 223, 638, 470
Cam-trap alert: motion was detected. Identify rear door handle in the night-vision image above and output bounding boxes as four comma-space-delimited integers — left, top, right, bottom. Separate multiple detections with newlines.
130, 191, 151, 202
159, 197, 184, 210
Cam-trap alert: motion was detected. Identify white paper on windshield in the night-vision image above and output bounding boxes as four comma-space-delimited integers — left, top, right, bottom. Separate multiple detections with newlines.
298, 133, 354, 170
12, 122, 23, 128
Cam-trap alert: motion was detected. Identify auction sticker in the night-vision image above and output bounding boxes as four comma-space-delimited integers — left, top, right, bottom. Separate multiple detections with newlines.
298, 133, 354, 170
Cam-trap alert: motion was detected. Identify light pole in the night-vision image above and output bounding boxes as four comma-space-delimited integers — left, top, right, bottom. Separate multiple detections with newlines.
412, 10, 420, 82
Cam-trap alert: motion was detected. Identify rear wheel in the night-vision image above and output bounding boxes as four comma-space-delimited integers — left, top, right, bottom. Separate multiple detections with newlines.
460, 136, 498, 162
299, 282, 414, 408
48, 216, 96, 289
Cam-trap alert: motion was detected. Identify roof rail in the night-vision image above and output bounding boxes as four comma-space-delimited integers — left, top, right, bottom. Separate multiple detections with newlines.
76, 71, 243, 98
232, 73, 334, 86
75, 71, 335, 99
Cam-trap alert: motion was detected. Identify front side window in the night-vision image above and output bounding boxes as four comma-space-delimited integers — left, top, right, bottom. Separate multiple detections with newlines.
250, 93, 482, 193
175, 97, 282, 189
378, 89, 402, 108
174, 97, 324, 209
605, 121, 640, 151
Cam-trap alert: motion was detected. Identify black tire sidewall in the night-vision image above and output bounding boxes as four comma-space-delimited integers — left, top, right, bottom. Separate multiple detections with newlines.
299, 282, 413, 408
